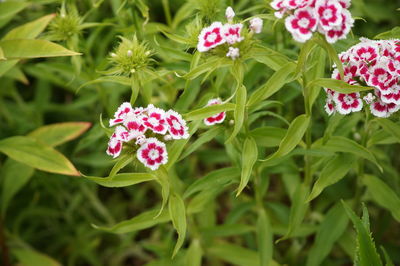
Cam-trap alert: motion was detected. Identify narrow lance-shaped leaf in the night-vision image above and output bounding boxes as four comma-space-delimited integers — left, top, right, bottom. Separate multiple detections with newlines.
184, 103, 235, 121
0, 136, 79, 176
28, 122, 91, 147
307, 78, 372, 93
341, 201, 383, 266
261, 114, 310, 162
0, 39, 81, 59
375, 119, 400, 143
1, 160, 34, 215
184, 239, 202, 266
277, 183, 309, 242
12, 248, 61, 266
2, 14, 55, 40
307, 154, 355, 202
257, 209, 273, 266
227, 85, 246, 142
363, 175, 400, 222
169, 192, 187, 257
93, 208, 170, 234
247, 63, 296, 107
306, 203, 349, 266
82, 173, 155, 188
317, 136, 382, 171
237, 137, 258, 196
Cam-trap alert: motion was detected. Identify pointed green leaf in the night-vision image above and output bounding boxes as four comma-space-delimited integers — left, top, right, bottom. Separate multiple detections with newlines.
262, 114, 310, 162
0, 39, 81, 59
169, 192, 187, 257
28, 122, 91, 147
376, 119, 400, 143
184, 239, 202, 266
342, 201, 383, 266
1, 159, 34, 215
237, 137, 258, 196
83, 173, 155, 188
308, 154, 355, 201
247, 63, 296, 107
0, 136, 79, 176
184, 103, 235, 121
257, 209, 273, 266
307, 78, 372, 93
363, 175, 400, 222
13, 248, 61, 266
306, 203, 349, 266
3, 14, 55, 40
227, 85, 247, 142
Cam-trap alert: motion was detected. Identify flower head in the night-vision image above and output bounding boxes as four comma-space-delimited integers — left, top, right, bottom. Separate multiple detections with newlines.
204, 98, 226, 126
222, 23, 244, 45
285, 8, 318, 42
226, 47, 240, 60
137, 138, 168, 170
249, 17, 263, 34
225, 6, 235, 22
197, 22, 226, 52
165, 110, 189, 139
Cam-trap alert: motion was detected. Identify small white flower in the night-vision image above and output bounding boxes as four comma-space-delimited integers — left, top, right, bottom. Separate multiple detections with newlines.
249, 17, 263, 34
164, 135, 172, 141
127, 50, 133, 57
225, 6, 235, 22
110, 52, 117, 57
363, 93, 376, 104
226, 47, 240, 60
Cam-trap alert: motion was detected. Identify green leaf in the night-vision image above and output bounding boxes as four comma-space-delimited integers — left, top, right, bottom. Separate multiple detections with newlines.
208, 242, 259, 266
12, 248, 61, 266
374, 27, 400, 39
305, 47, 326, 107
363, 175, 400, 222
227, 85, 247, 142
247, 63, 296, 107
184, 103, 235, 121
184, 167, 240, 198
250, 126, 287, 147
306, 203, 349, 266
154, 167, 170, 218
295, 39, 317, 77
262, 114, 310, 162
277, 183, 309, 242
237, 137, 258, 196
342, 201, 383, 266
257, 209, 273, 266
184, 239, 202, 266
77, 76, 131, 92
0, 136, 79, 176
201, 224, 254, 237
375, 119, 400, 143
1, 159, 34, 215
307, 78, 372, 93
2, 14, 55, 41
28, 122, 91, 147
93, 208, 170, 233
182, 57, 231, 80
248, 45, 292, 71
314, 36, 344, 78
179, 126, 222, 160
169, 192, 187, 257
317, 136, 382, 171
308, 154, 355, 202
0, 2, 29, 28
83, 173, 155, 188
0, 39, 81, 59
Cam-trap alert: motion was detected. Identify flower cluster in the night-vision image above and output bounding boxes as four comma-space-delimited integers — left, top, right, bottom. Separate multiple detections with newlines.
197, 7, 263, 60
106, 103, 189, 170
271, 0, 354, 43
203, 98, 226, 126
324, 38, 400, 118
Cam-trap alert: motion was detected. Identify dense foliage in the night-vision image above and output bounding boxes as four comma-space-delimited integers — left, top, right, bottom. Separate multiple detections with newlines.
1, 0, 400, 265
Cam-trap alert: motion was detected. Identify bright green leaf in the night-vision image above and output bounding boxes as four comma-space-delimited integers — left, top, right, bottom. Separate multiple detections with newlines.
169, 192, 187, 257
237, 137, 258, 196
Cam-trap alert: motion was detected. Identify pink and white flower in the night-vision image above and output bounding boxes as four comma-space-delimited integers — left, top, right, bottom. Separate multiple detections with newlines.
367, 63, 397, 95
285, 8, 318, 42
380, 85, 400, 105
249, 17, 263, 34
350, 43, 379, 63
315, 0, 343, 30
106, 135, 123, 158
333, 92, 363, 115
165, 110, 189, 139
222, 23, 244, 45
109, 102, 133, 126
271, 0, 287, 18
197, 22, 226, 52
204, 98, 226, 126
142, 107, 168, 135
370, 100, 400, 118
136, 138, 168, 170
323, 9, 354, 43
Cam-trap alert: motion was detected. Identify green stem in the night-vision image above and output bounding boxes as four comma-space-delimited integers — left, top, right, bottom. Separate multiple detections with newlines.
303, 72, 313, 187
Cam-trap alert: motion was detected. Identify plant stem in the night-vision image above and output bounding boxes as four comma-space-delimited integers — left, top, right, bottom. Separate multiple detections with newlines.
303, 70, 313, 187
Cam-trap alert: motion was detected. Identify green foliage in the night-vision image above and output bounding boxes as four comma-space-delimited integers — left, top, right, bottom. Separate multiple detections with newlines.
1, 0, 400, 265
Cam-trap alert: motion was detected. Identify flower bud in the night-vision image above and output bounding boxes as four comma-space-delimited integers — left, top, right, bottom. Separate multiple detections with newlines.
226, 47, 240, 60
127, 50, 133, 57
249, 17, 263, 34
225, 6, 235, 22
110, 52, 117, 57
